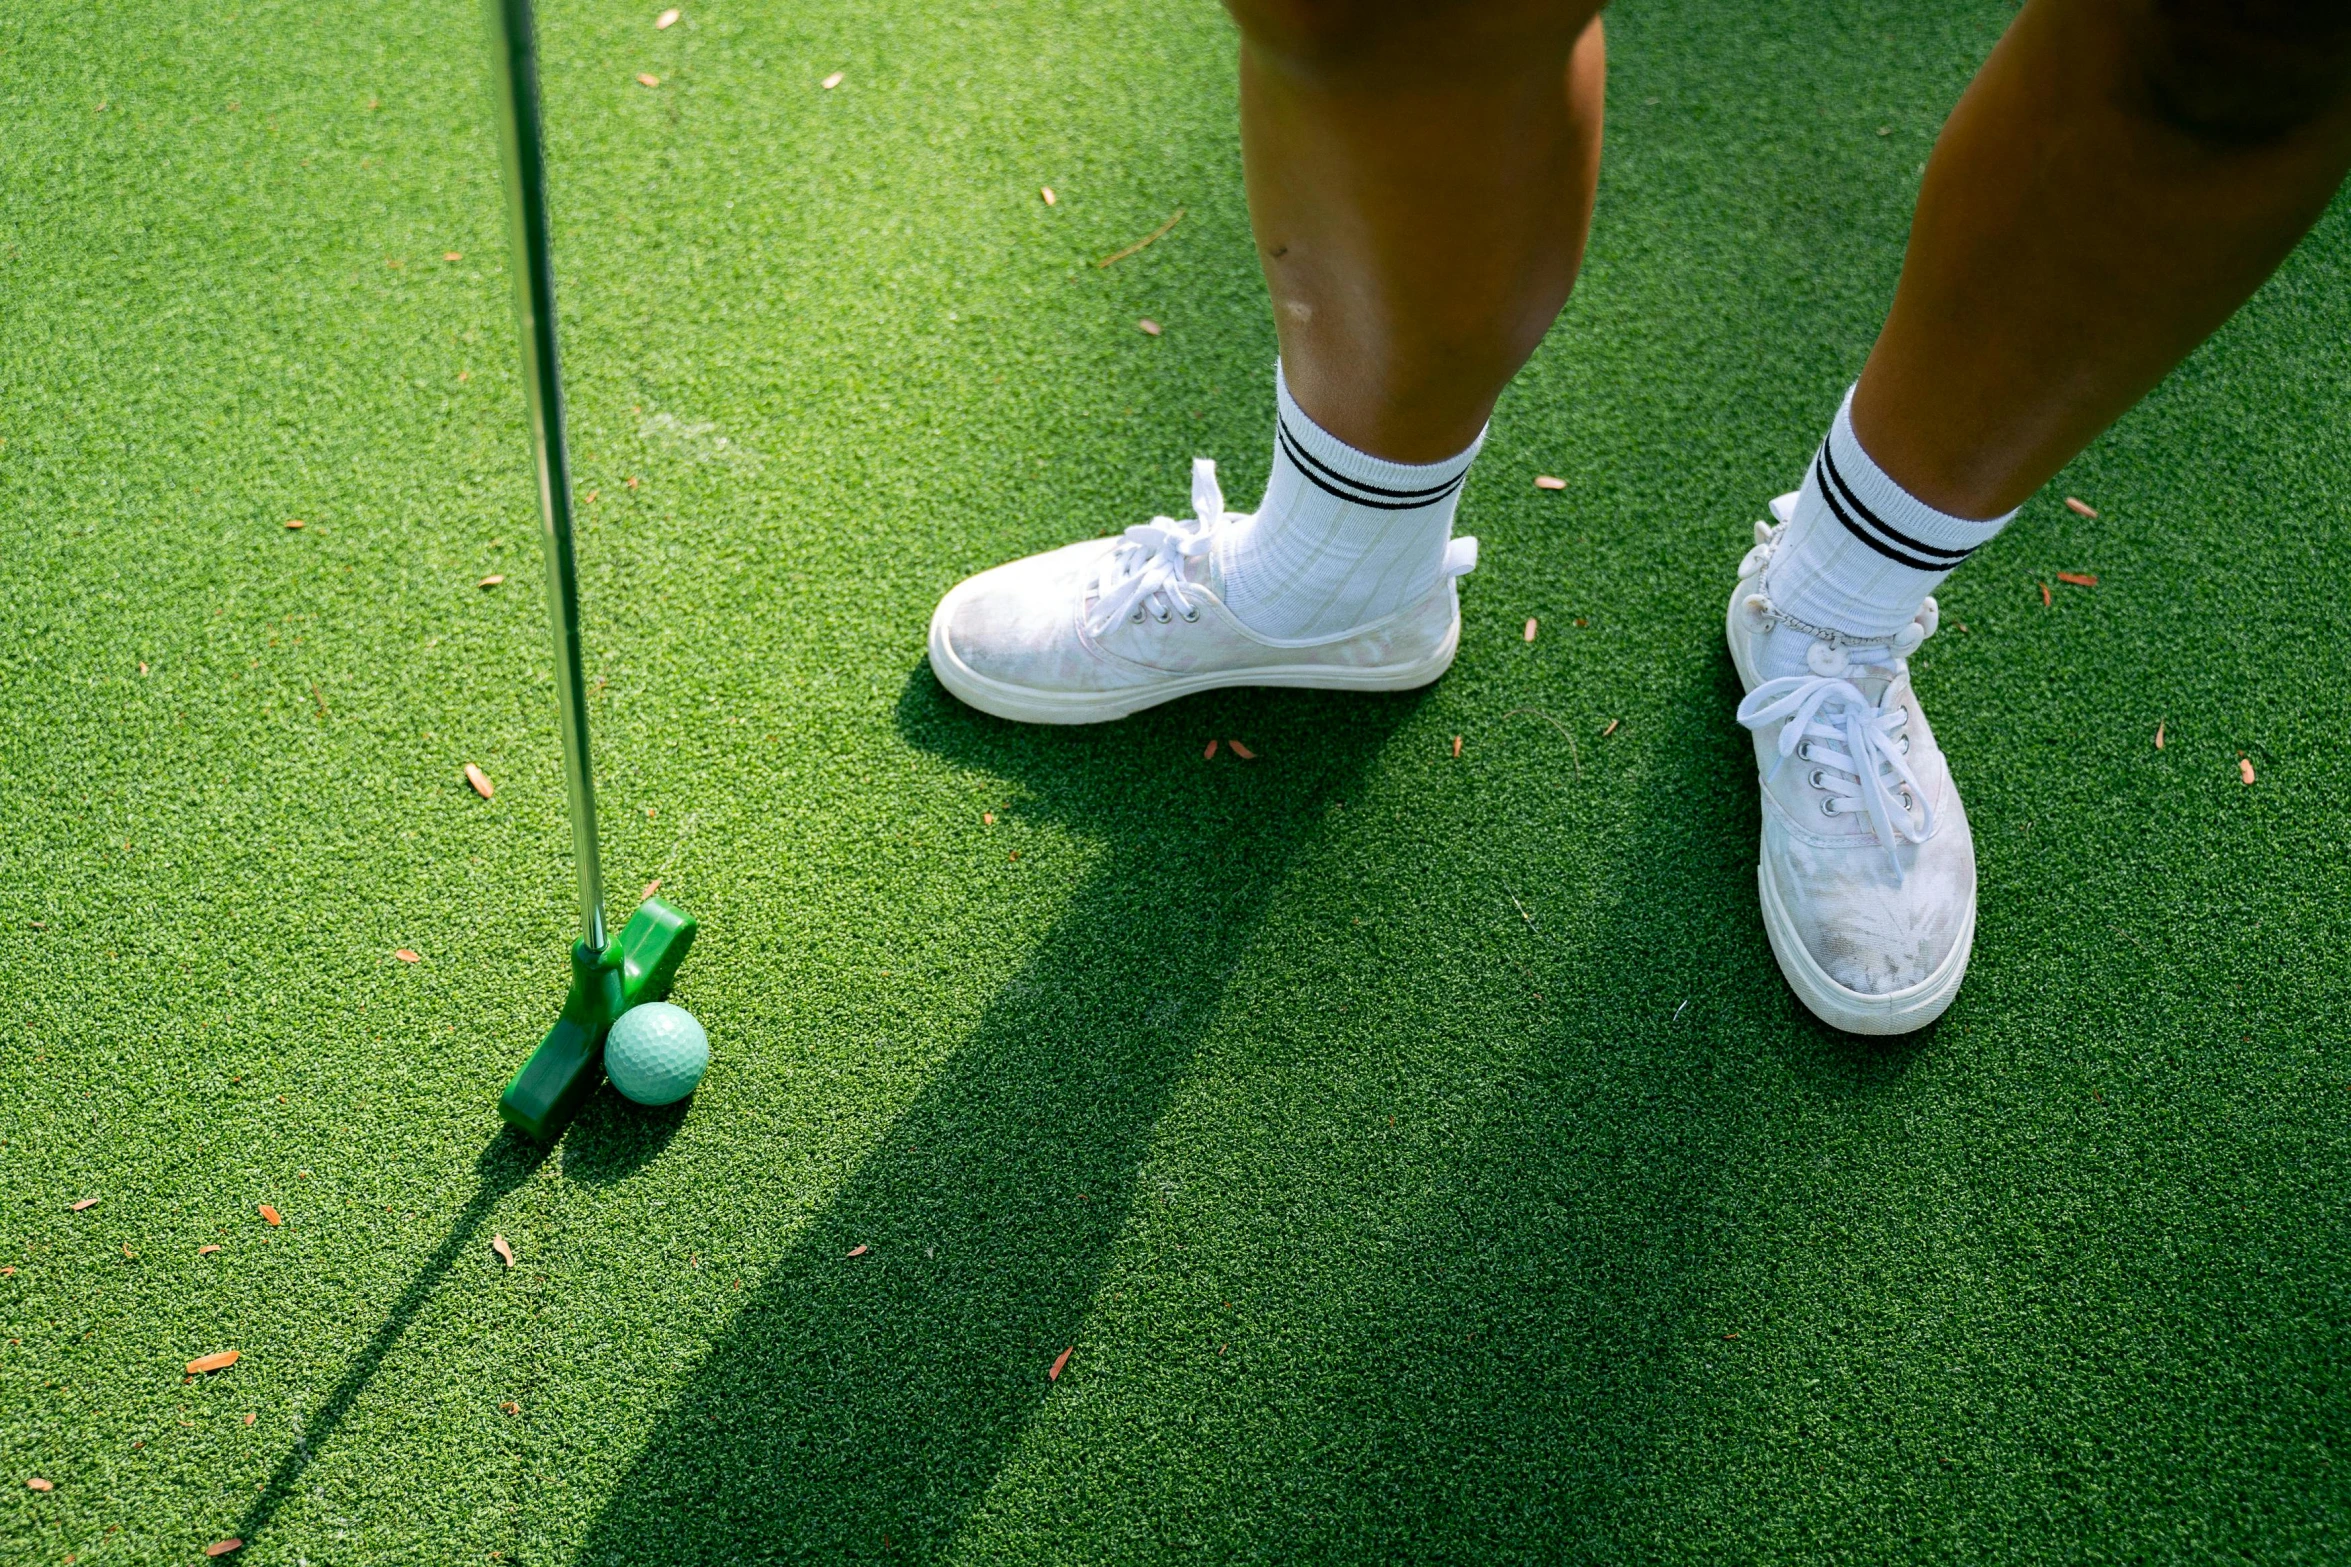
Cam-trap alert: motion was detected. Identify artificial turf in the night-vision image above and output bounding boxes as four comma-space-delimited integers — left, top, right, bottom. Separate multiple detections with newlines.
4, 0, 2350, 1560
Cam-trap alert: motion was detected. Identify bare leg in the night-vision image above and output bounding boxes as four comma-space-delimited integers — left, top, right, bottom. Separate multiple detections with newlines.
1854, 0, 2351, 518
1731, 3, 2351, 1036
1227, 0, 1608, 462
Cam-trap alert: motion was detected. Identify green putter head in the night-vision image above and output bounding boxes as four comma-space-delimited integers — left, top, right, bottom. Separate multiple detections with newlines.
497, 897, 699, 1141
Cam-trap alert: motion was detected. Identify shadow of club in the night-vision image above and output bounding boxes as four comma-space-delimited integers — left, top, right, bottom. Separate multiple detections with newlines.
560, 670, 1421, 1560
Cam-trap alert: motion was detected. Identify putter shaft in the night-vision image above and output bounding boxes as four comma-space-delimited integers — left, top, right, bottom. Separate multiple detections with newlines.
487, 0, 605, 954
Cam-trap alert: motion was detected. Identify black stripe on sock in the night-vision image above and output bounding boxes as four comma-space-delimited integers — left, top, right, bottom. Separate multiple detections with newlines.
1817, 444, 1975, 566
1815, 462, 1955, 573
1277, 418, 1470, 510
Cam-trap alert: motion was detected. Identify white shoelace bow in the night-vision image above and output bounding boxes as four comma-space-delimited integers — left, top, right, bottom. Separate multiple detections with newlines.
1736, 641, 1935, 876
1083, 458, 1228, 637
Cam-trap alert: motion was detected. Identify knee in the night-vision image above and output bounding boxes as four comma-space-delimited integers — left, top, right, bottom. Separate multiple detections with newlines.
1224, 0, 1593, 72
1222, 0, 1408, 63
2139, 0, 2351, 144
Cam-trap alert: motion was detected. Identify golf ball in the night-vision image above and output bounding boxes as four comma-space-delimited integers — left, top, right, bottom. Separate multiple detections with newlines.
604, 1002, 709, 1106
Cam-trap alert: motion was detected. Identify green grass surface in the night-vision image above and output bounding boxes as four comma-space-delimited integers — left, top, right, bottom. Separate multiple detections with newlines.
5, 0, 2350, 1560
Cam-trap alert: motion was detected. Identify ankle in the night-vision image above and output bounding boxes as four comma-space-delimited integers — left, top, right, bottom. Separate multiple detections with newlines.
1761, 384, 2012, 645
1219, 363, 1483, 641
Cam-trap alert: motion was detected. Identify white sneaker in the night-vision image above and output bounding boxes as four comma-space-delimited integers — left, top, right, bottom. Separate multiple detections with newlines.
1725, 493, 1977, 1035
928, 458, 1477, 725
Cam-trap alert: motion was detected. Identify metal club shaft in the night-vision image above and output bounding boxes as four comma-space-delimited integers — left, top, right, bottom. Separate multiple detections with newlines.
486, 0, 606, 955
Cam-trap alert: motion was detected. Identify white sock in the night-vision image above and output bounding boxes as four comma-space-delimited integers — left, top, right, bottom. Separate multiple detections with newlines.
1757, 385, 2016, 679
1216, 363, 1484, 641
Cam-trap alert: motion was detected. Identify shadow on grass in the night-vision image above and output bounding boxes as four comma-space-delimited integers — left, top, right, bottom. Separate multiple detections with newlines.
560, 669, 1420, 1560
561, 643, 1943, 1561
225, 1136, 543, 1549
1783, 1014, 1938, 1095
227, 1096, 689, 1550
218, 1101, 627, 1554
561, 1088, 694, 1186
1060, 653, 1943, 1560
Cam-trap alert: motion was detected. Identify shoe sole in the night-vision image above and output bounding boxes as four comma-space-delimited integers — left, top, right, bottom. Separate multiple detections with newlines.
927, 593, 1463, 726
1725, 578, 1974, 1037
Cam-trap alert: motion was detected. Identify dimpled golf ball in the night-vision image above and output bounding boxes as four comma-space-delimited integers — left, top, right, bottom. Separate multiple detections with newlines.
604, 1002, 709, 1106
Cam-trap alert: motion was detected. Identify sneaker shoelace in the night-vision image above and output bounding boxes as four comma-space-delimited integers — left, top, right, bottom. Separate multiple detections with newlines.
1737, 643, 1935, 877
1083, 458, 1228, 636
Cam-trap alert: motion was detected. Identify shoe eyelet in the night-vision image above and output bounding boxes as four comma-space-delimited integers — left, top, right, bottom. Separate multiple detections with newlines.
1797, 741, 1812, 761
1129, 609, 1145, 623
1152, 611, 1171, 624
1808, 768, 1826, 789
1901, 789, 1915, 811
1181, 608, 1199, 623
1819, 798, 1839, 817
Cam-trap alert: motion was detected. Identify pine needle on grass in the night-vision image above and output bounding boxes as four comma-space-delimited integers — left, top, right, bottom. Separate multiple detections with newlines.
1097, 209, 1183, 268
1502, 707, 1582, 781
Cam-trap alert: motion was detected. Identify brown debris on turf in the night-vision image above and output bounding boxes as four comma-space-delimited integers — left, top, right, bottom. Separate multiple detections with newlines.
642, 878, 662, 899
444, 251, 463, 262
465, 764, 495, 799
1524, 618, 1539, 642
243, 1412, 255, 1426
637, 73, 660, 87
501, 1401, 521, 1415
1203, 739, 1218, 760
846, 1244, 869, 1258
478, 574, 505, 588
2057, 571, 2098, 587
657, 6, 680, 25
258, 1205, 281, 1226
1451, 735, 1462, 758
1097, 208, 1184, 268
1040, 187, 1056, 206
122, 1244, 136, 1259
2039, 582, 2052, 608
70, 1198, 99, 1212
283, 519, 305, 530
1049, 1347, 1073, 1381
2241, 757, 2256, 785
205, 1543, 242, 1558
2155, 721, 2165, 751
492, 1235, 516, 1268
1137, 318, 1162, 337
821, 71, 844, 89
26, 1478, 51, 1492
187, 1350, 240, 1374
199, 1245, 220, 1256
982, 813, 995, 826
2064, 496, 2098, 518
1600, 718, 1620, 737
1534, 475, 1566, 491
394, 948, 421, 964
1227, 740, 1256, 760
